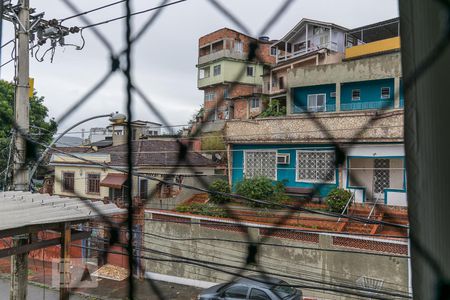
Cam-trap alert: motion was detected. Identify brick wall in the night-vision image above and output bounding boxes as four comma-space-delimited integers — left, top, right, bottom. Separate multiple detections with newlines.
233, 99, 248, 119
144, 211, 409, 299
199, 28, 274, 65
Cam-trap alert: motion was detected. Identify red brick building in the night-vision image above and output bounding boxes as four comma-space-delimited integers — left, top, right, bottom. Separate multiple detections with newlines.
196, 28, 275, 124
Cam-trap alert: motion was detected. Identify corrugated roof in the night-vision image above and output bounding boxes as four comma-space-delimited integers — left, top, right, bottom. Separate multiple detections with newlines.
0, 191, 125, 231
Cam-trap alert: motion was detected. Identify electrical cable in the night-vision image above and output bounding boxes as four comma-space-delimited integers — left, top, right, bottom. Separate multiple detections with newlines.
59, 0, 127, 22
73, 243, 411, 299
41, 138, 408, 228
86, 225, 408, 257
0, 38, 14, 49
80, 0, 187, 29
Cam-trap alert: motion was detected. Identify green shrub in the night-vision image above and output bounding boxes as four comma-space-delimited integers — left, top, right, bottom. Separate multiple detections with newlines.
259, 99, 287, 118
326, 188, 352, 212
175, 203, 229, 218
209, 179, 231, 204
235, 177, 288, 207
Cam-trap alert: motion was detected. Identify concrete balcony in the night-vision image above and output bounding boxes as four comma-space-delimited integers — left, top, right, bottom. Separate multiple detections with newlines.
198, 49, 247, 65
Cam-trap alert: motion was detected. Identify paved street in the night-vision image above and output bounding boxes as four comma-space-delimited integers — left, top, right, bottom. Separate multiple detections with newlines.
0, 278, 86, 300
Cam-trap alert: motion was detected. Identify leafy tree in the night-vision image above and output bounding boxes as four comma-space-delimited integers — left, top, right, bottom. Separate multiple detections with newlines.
0, 80, 57, 186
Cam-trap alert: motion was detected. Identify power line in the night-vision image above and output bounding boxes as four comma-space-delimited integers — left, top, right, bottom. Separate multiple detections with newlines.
140, 217, 409, 239
1, 38, 14, 49
87, 224, 409, 257
59, 0, 127, 22
34, 137, 409, 229
80, 0, 187, 29
73, 243, 411, 299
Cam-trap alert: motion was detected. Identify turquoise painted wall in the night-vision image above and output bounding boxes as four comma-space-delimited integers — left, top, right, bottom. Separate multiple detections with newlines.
399, 78, 404, 108
292, 84, 336, 112
231, 144, 338, 197
341, 78, 394, 110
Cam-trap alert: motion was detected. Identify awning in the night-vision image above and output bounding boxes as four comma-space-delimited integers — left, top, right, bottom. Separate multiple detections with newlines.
100, 173, 128, 189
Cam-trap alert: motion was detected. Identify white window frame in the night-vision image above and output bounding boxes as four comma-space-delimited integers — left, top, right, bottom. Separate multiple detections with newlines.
380, 87, 390, 99
213, 64, 221, 76
352, 89, 361, 101
243, 150, 277, 180
199, 66, 210, 79
270, 47, 277, 56
277, 153, 290, 165
246, 65, 255, 77
250, 97, 260, 109
307, 93, 327, 112
295, 149, 336, 183
234, 40, 243, 53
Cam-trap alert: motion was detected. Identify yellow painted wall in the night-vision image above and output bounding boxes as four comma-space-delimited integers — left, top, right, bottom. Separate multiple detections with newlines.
345, 37, 400, 59
53, 165, 216, 200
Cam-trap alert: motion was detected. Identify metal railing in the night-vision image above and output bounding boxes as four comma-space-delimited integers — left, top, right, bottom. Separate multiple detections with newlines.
337, 191, 355, 223
367, 193, 382, 220
292, 104, 336, 113
341, 100, 394, 111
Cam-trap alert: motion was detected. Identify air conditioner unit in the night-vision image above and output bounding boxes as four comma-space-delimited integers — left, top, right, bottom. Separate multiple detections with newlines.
277, 153, 290, 164
330, 92, 336, 98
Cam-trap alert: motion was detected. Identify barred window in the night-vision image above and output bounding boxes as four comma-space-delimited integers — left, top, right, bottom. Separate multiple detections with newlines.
297, 150, 335, 183
244, 151, 277, 180
87, 174, 100, 194
62, 172, 75, 192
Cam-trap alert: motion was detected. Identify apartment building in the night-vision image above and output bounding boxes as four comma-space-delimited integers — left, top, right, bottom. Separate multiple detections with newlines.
197, 28, 275, 126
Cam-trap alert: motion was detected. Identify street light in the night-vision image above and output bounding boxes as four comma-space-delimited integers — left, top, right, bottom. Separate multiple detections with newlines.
29, 112, 126, 189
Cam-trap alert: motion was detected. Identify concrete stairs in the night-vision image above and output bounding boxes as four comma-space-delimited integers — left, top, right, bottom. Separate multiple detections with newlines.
338, 204, 408, 236
184, 193, 209, 204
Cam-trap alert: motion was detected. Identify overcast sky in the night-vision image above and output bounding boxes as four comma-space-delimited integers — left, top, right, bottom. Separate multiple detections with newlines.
0, 0, 399, 136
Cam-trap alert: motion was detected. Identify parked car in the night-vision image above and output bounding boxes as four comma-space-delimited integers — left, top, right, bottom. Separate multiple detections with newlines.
197, 275, 303, 300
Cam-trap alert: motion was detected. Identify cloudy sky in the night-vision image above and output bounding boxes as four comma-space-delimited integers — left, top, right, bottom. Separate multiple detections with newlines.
0, 0, 399, 136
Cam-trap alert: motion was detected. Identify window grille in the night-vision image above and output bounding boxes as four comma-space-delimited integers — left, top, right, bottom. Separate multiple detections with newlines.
244, 151, 277, 179
297, 150, 335, 183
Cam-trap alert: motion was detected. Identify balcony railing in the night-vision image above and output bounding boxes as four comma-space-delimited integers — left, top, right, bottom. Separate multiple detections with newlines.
292, 104, 336, 113
292, 101, 395, 114
340, 100, 393, 111
276, 41, 338, 64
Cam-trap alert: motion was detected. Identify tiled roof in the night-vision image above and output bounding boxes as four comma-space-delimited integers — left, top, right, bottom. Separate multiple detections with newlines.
97, 140, 215, 167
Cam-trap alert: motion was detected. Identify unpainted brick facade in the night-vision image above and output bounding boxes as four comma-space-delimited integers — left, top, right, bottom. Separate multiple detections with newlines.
198, 28, 274, 122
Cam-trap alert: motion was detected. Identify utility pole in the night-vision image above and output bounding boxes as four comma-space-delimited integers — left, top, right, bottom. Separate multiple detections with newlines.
400, 0, 450, 298
10, 1, 30, 299
12, 0, 30, 191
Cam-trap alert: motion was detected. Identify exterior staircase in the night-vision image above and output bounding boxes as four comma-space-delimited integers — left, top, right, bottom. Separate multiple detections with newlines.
184, 193, 209, 204
338, 204, 408, 236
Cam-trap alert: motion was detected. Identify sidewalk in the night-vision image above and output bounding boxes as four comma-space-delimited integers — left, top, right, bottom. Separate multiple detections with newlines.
0, 258, 201, 300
